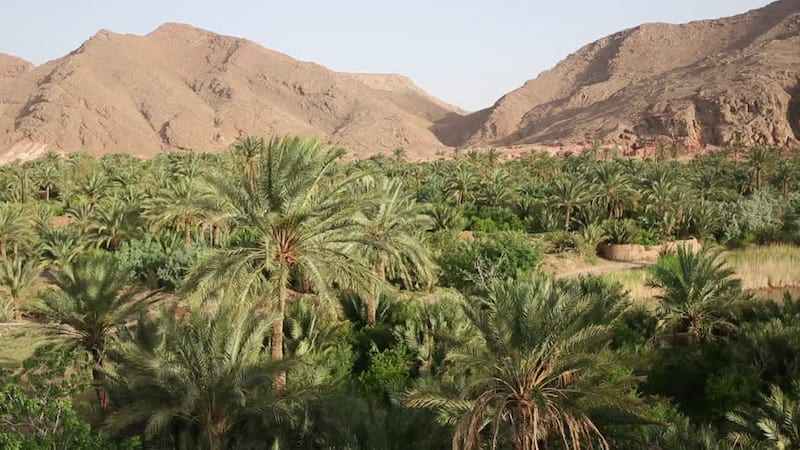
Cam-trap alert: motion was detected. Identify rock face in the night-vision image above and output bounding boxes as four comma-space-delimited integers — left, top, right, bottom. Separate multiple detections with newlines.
0, 23, 462, 160
443, 0, 800, 149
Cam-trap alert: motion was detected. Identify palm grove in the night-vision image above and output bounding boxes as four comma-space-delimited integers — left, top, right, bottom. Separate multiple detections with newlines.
0, 137, 799, 449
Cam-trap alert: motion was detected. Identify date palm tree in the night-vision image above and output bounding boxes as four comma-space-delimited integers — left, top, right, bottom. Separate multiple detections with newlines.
446, 164, 478, 206
772, 160, 796, 198
351, 178, 437, 325
86, 199, 144, 251
480, 169, 514, 207
591, 163, 637, 219
0, 255, 43, 318
40, 228, 86, 267
24, 252, 155, 411
0, 203, 36, 259
407, 274, 632, 450
72, 170, 112, 210
649, 246, 748, 344
32, 163, 61, 201
231, 135, 265, 193
143, 177, 218, 246
746, 146, 772, 191
548, 177, 592, 231
105, 301, 309, 450
727, 383, 800, 448
188, 136, 374, 385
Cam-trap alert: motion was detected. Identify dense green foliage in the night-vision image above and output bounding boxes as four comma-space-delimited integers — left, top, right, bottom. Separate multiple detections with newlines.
0, 140, 799, 448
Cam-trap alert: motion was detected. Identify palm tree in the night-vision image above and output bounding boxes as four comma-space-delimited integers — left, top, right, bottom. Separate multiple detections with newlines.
548, 177, 592, 231
0, 255, 43, 318
24, 252, 154, 411
649, 246, 748, 344
0, 203, 36, 259
745, 146, 772, 191
446, 164, 478, 206
143, 177, 219, 246
231, 135, 265, 193
407, 274, 631, 450
32, 163, 61, 201
727, 383, 800, 448
106, 301, 308, 449
40, 228, 86, 267
188, 136, 374, 383
642, 177, 686, 238
429, 205, 466, 232
5, 163, 32, 204
394, 293, 475, 377
479, 169, 514, 207
352, 178, 437, 325
86, 199, 144, 251
72, 171, 112, 209
591, 163, 637, 219
772, 160, 796, 198
691, 169, 725, 202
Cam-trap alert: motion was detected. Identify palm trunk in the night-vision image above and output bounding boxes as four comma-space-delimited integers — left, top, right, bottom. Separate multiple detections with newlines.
45, 185, 50, 202
207, 412, 227, 450
756, 169, 762, 191
272, 278, 287, 389
91, 349, 110, 413
0, 240, 5, 259
367, 258, 386, 326
184, 216, 192, 246
564, 205, 573, 231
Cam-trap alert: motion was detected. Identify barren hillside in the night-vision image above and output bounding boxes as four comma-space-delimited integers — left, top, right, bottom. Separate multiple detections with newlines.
0, 53, 33, 79
0, 23, 461, 160
1, 1, 798, 161
440, 0, 800, 149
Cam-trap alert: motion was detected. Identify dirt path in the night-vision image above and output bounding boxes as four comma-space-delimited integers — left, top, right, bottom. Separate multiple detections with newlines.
554, 260, 651, 279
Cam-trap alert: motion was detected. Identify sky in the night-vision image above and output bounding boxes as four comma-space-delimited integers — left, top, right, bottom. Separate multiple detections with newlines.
0, 0, 774, 111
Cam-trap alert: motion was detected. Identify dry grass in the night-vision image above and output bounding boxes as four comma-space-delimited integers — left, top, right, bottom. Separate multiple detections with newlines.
601, 269, 661, 306
725, 245, 800, 291
600, 245, 800, 305
0, 331, 41, 369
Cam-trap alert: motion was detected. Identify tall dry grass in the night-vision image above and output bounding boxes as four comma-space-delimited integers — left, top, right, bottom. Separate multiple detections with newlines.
725, 245, 800, 291
602, 268, 661, 306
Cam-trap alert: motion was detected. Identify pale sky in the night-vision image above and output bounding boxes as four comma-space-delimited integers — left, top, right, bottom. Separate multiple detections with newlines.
0, 0, 774, 111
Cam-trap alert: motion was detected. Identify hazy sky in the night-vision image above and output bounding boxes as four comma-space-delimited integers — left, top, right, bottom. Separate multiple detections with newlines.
0, 0, 774, 110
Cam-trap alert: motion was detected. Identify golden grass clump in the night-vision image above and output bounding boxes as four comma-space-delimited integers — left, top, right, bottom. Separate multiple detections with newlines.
602, 268, 661, 306
725, 245, 800, 291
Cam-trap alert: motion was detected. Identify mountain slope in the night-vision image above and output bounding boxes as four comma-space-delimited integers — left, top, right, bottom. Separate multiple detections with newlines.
0, 23, 461, 160
444, 0, 800, 148
0, 53, 33, 79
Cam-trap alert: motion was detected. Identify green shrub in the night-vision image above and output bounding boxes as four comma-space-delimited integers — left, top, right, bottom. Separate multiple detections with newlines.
465, 206, 526, 232
604, 219, 642, 244
116, 235, 207, 289
0, 347, 141, 449
545, 231, 577, 254
436, 231, 542, 290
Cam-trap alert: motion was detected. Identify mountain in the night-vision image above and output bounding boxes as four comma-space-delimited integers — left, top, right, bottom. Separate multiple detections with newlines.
441, 0, 800, 149
0, 23, 462, 161
1, 1, 798, 162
